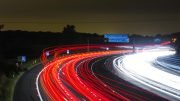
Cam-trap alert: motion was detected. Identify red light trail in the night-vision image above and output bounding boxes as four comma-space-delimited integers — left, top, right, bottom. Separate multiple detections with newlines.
36, 44, 169, 101
40, 50, 131, 100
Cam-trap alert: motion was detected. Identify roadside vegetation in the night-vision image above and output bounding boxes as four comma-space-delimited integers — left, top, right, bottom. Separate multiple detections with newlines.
0, 59, 39, 101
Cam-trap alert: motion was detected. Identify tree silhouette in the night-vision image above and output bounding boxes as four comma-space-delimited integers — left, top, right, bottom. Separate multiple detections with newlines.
175, 36, 180, 55
0, 24, 4, 31
62, 25, 76, 33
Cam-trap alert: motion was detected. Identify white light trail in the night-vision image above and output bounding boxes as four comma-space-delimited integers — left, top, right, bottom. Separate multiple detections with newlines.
113, 47, 180, 100
36, 63, 55, 101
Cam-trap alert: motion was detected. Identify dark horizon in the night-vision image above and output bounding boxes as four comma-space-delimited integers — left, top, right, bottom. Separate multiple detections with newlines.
0, 24, 179, 36
1, 0, 180, 35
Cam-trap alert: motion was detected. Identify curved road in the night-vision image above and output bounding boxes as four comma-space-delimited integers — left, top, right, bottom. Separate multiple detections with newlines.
113, 50, 180, 100
13, 44, 174, 101
92, 55, 167, 101
38, 50, 167, 100
13, 64, 46, 101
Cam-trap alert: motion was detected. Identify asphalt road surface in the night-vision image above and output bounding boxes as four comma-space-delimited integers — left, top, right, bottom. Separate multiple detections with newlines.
13, 64, 45, 101
91, 55, 167, 101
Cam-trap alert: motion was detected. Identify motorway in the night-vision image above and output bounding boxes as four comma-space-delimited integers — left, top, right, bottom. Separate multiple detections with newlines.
113, 49, 180, 100
39, 51, 129, 100
37, 50, 168, 100
13, 44, 180, 101
91, 55, 167, 101
155, 55, 180, 75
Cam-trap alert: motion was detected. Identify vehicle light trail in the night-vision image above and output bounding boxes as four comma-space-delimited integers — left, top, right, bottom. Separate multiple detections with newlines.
155, 55, 180, 74
37, 50, 132, 101
113, 47, 180, 100
37, 44, 172, 101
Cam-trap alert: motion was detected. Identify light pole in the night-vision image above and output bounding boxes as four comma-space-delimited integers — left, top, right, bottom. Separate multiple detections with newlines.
87, 38, 90, 52
133, 37, 135, 53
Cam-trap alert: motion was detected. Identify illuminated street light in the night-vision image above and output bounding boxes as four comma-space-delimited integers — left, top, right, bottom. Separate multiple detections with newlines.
172, 38, 177, 43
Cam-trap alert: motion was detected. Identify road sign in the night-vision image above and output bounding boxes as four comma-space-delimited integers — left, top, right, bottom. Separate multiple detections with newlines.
21, 56, 26, 62
104, 34, 129, 43
17, 56, 27, 62
108, 38, 129, 42
104, 34, 128, 39
67, 50, 70, 54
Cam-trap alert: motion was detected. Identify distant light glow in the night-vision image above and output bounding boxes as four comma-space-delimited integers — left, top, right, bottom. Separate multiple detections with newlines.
46, 51, 50, 56
67, 50, 70, 54
106, 47, 109, 50
172, 38, 177, 43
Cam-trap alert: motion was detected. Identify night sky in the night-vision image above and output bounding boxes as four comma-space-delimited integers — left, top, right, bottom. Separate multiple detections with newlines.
1, 0, 180, 35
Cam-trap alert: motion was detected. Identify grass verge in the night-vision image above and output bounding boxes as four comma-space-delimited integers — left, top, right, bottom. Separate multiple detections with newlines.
5, 59, 40, 101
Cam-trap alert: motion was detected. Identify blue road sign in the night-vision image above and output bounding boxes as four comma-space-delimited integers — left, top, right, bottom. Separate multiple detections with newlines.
104, 34, 129, 43
104, 34, 128, 38
108, 38, 129, 43
21, 56, 26, 62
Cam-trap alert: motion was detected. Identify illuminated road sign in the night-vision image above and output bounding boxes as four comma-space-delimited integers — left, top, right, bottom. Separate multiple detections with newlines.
104, 34, 129, 43
17, 56, 27, 62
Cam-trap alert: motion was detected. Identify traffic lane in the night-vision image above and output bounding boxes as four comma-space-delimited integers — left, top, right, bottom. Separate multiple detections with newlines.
114, 51, 179, 100
13, 63, 48, 101
92, 55, 168, 101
